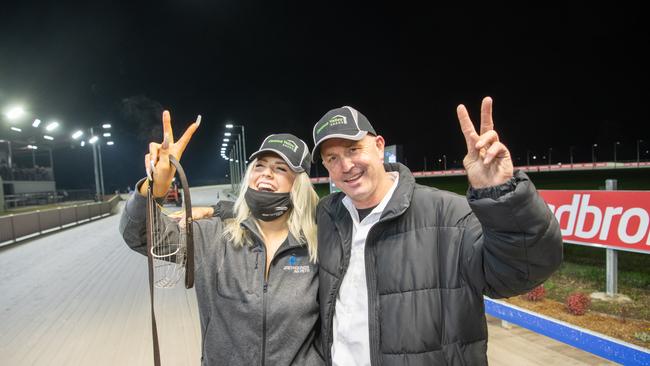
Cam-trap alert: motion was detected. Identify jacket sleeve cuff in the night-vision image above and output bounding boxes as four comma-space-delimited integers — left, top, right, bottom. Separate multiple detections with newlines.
467, 170, 545, 232
133, 177, 167, 204
211, 200, 235, 219
467, 170, 523, 201
123, 178, 149, 223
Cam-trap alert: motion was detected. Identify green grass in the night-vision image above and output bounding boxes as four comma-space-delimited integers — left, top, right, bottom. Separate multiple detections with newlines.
314, 183, 331, 198
545, 259, 650, 321
564, 245, 650, 280
538, 244, 650, 320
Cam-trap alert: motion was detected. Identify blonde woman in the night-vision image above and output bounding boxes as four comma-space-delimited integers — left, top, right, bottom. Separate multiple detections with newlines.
120, 111, 323, 366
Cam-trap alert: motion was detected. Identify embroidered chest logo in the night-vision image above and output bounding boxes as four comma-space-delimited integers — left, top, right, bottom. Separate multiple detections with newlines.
283, 254, 310, 273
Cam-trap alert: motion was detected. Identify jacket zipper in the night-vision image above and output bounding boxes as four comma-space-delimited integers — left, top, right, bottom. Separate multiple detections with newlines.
249, 242, 267, 366
325, 225, 352, 364
261, 280, 268, 366
260, 245, 288, 366
259, 240, 297, 366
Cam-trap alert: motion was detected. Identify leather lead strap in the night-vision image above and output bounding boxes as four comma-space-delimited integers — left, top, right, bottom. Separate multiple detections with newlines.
146, 179, 161, 366
169, 155, 194, 289
145, 155, 194, 366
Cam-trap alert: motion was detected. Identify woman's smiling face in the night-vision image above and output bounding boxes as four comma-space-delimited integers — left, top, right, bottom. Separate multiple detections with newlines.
249, 153, 296, 193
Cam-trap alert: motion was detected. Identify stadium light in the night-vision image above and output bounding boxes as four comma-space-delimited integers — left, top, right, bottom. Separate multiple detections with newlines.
32, 119, 42, 127
89, 136, 99, 144
45, 121, 59, 131
5, 106, 25, 121
72, 130, 84, 139
107, 141, 114, 146
43, 135, 54, 141
103, 132, 111, 137
11, 127, 21, 132
224, 123, 246, 183
102, 123, 111, 129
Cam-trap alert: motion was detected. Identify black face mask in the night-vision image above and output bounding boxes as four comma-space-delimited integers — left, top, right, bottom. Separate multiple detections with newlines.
244, 187, 293, 221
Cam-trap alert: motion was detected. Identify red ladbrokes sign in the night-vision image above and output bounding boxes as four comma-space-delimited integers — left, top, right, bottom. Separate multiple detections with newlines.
539, 190, 650, 254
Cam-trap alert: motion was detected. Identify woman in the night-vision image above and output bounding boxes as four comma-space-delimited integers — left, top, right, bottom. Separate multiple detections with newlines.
119, 111, 323, 365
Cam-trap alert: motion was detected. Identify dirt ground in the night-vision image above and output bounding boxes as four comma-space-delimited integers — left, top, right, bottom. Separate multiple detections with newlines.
505, 296, 650, 348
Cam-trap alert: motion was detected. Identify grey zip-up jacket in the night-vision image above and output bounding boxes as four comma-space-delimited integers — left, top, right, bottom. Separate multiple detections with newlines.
316, 163, 563, 365
119, 191, 324, 366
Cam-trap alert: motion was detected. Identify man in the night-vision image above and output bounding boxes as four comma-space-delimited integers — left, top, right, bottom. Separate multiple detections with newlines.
311, 97, 563, 366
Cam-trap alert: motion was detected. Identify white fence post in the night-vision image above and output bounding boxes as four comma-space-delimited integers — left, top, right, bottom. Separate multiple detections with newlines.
605, 179, 618, 296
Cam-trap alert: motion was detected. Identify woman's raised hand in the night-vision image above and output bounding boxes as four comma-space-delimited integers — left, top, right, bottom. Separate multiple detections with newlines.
141, 110, 200, 197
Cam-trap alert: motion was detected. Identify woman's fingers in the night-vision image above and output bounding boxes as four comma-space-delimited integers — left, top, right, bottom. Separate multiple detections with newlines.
158, 134, 171, 169
145, 153, 152, 180
174, 116, 201, 159
193, 206, 212, 220
162, 110, 175, 144
149, 142, 161, 168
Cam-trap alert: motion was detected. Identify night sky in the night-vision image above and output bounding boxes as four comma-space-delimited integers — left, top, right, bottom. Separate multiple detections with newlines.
1, 2, 649, 193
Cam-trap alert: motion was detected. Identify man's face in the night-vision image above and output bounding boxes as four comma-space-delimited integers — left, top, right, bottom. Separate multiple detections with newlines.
320, 135, 386, 207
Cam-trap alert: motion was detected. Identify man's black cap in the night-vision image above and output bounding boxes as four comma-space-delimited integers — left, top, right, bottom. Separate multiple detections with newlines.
311, 106, 376, 161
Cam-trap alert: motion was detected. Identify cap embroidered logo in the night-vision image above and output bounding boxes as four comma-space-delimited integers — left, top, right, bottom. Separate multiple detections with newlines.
317, 115, 347, 134
267, 139, 299, 152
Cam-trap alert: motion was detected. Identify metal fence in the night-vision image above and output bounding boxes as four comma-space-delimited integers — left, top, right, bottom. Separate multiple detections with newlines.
2, 189, 98, 210
0, 196, 121, 246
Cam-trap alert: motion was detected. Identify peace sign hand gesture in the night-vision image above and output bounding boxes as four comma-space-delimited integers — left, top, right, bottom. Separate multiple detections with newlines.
140, 110, 200, 197
457, 97, 513, 189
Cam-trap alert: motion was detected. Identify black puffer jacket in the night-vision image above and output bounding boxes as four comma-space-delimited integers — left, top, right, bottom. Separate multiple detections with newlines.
316, 163, 563, 366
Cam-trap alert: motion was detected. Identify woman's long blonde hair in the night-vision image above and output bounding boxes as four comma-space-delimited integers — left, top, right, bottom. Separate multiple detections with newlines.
223, 158, 319, 262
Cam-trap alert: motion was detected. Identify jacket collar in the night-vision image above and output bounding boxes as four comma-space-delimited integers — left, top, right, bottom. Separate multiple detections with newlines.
323, 162, 415, 222
240, 216, 305, 250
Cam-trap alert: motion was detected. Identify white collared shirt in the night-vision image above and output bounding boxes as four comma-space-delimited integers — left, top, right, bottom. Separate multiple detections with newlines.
331, 172, 399, 366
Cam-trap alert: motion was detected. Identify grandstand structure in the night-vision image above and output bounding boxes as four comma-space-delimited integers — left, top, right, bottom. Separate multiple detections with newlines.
0, 138, 57, 211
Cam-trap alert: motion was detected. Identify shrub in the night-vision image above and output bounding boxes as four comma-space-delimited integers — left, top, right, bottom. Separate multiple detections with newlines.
524, 284, 546, 301
566, 292, 591, 315
634, 331, 650, 343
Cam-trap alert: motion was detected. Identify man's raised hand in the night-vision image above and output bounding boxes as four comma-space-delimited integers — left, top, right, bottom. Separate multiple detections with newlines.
457, 97, 513, 188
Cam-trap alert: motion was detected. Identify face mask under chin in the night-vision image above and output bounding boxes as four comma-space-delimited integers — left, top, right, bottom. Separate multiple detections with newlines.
244, 187, 293, 221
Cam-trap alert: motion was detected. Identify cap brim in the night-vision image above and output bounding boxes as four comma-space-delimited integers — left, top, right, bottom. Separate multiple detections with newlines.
311, 130, 369, 162
249, 148, 305, 172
